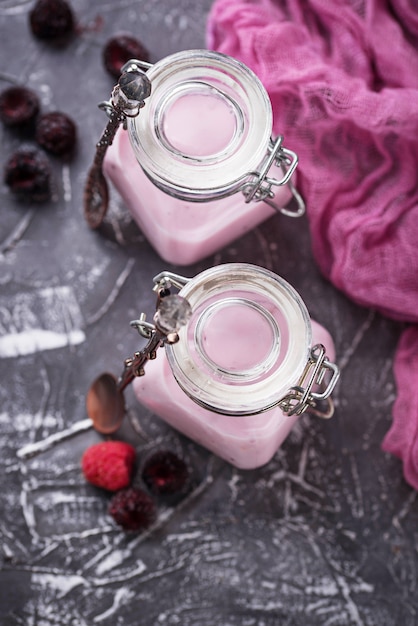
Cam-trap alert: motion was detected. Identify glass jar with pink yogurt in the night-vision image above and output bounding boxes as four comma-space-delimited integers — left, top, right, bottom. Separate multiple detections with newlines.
133, 264, 339, 469
104, 50, 304, 265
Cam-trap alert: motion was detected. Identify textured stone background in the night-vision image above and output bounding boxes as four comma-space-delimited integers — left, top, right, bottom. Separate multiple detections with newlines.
0, 1, 417, 625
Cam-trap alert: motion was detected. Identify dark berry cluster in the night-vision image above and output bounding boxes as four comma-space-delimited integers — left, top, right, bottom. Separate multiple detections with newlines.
1, 84, 77, 202
82, 442, 191, 533
2, 2, 150, 204
109, 449, 191, 532
28, 0, 150, 76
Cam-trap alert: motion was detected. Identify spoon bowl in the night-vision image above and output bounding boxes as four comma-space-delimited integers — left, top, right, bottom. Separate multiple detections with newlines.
86, 372, 125, 434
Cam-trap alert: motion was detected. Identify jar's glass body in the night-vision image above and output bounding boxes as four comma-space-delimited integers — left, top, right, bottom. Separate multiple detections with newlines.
133, 264, 336, 469
104, 50, 297, 265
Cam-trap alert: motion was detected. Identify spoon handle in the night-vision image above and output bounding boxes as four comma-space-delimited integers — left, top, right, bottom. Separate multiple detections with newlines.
83, 66, 152, 229
117, 330, 164, 392
83, 109, 123, 229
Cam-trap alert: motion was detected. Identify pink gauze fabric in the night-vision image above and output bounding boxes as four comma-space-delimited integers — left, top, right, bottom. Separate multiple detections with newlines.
207, 0, 418, 489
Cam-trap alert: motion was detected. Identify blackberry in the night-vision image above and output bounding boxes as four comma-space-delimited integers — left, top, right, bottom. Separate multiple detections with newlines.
108, 487, 157, 532
4, 148, 51, 202
29, 0, 74, 42
103, 33, 150, 79
35, 111, 77, 157
0, 86, 40, 128
142, 450, 190, 497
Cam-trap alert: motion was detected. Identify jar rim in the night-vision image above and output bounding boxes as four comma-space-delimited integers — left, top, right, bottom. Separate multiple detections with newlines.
165, 263, 312, 415
127, 50, 273, 201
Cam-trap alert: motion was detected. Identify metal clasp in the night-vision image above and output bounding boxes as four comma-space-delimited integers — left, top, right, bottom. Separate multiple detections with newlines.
278, 344, 340, 419
241, 135, 305, 217
125, 281, 192, 392
152, 271, 190, 292
130, 271, 191, 340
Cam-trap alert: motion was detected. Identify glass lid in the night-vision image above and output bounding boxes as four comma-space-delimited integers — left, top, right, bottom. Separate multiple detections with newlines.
128, 50, 273, 201
165, 263, 312, 415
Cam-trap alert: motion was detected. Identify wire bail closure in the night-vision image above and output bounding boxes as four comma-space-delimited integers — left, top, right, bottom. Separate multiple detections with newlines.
130, 272, 192, 341
242, 135, 305, 217
278, 344, 340, 418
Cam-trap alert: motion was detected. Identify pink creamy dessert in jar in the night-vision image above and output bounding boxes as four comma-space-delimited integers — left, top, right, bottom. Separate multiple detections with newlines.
133, 264, 339, 469
104, 50, 304, 265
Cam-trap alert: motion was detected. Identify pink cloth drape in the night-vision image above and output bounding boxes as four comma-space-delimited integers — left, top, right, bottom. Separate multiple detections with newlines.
207, 0, 418, 489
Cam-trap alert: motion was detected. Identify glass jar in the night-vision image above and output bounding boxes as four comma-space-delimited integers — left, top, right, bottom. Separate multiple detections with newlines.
103, 50, 304, 265
132, 264, 339, 469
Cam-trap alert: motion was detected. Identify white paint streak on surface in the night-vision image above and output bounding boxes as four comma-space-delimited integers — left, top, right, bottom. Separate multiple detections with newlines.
32, 572, 87, 596
0, 329, 85, 357
85, 257, 135, 326
95, 550, 146, 576
62, 164, 72, 203
93, 587, 135, 623
0, 286, 85, 357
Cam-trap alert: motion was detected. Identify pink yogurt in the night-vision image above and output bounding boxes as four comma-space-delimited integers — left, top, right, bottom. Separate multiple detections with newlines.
104, 129, 292, 266
134, 320, 334, 470
162, 92, 237, 157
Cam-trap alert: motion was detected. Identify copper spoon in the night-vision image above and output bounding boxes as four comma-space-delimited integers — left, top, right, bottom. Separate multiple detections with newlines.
86, 329, 163, 434
83, 64, 152, 229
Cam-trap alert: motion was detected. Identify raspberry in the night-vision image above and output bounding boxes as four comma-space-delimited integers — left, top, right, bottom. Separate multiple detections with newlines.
108, 487, 157, 532
29, 0, 75, 42
35, 111, 77, 157
142, 450, 190, 497
103, 34, 150, 79
81, 441, 136, 491
4, 148, 51, 202
0, 86, 40, 128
